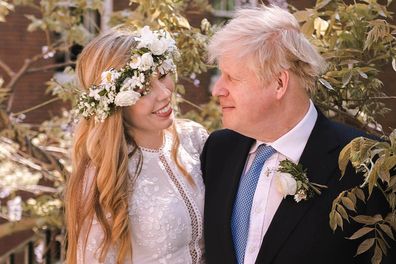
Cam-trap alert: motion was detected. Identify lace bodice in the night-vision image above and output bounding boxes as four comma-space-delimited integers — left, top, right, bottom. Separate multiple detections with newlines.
77, 120, 208, 264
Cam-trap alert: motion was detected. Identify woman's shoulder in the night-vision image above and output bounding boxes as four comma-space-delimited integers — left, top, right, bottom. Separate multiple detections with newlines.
174, 119, 208, 152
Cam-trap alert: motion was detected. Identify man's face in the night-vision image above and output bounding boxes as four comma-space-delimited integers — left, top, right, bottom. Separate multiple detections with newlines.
212, 55, 278, 138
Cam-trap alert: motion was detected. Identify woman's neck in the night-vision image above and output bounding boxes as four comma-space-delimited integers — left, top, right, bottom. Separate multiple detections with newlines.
130, 129, 164, 149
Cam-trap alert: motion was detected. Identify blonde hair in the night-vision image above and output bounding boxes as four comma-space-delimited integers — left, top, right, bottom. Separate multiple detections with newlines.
208, 5, 326, 93
65, 28, 191, 263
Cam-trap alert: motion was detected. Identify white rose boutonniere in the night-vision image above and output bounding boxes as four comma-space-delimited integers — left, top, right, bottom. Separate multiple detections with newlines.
277, 159, 327, 202
274, 172, 297, 198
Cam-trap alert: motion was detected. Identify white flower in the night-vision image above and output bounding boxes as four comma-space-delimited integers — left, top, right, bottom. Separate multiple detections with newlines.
150, 38, 170, 55
100, 70, 120, 85
158, 59, 175, 75
137, 26, 156, 49
139, 53, 154, 71
121, 77, 142, 91
294, 190, 308, 202
114, 90, 141, 107
129, 55, 141, 69
7, 196, 22, 222
274, 172, 297, 198
89, 87, 103, 100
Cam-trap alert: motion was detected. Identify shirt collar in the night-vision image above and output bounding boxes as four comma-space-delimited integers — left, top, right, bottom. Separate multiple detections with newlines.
250, 100, 317, 163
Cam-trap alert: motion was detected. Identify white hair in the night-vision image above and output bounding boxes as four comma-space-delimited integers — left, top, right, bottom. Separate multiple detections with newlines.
208, 5, 326, 93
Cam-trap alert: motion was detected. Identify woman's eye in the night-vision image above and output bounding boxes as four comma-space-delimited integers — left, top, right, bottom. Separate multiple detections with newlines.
159, 73, 167, 80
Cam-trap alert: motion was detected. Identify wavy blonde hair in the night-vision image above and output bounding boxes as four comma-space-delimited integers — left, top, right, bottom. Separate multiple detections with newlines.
65, 28, 191, 264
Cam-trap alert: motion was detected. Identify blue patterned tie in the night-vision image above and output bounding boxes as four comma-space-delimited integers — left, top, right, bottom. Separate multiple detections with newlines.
231, 144, 276, 264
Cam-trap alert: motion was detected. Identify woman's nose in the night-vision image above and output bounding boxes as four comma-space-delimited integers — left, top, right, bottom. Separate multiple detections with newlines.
152, 80, 172, 101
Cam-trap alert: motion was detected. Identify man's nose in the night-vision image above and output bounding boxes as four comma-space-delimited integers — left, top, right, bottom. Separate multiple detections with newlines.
212, 76, 228, 97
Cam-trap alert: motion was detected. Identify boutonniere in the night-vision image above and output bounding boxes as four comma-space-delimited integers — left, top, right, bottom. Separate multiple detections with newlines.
275, 159, 327, 202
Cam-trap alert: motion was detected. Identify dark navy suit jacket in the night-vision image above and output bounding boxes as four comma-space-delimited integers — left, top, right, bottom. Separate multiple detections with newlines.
201, 111, 394, 264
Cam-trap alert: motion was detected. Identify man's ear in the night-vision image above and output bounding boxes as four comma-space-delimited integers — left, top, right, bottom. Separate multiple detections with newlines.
275, 70, 289, 100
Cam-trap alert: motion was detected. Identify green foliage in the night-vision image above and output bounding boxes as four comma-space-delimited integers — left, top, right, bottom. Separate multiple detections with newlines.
293, 0, 396, 132
330, 131, 396, 263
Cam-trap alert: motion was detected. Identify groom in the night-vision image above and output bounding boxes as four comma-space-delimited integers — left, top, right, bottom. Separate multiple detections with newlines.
201, 5, 393, 264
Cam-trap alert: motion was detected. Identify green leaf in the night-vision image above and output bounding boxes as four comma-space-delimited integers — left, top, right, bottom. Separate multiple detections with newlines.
348, 227, 374, 240
337, 204, 349, 221
353, 214, 383, 225
315, 0, 332, 10
377, 238, 387, 255
341, 197, 356, 212
371, 244, 383, 264
355, 238, 375, 256
318, 78, 334, 91
293, 10, 311, 22
335, 211, 343, 230
355, 188, 366, 202
338, 144, 352, 177
329, 211, 337, 232
342, 71, 353, 87
347, 192, 357, 204
384, 156, 396, 171
379, 223, 395, 240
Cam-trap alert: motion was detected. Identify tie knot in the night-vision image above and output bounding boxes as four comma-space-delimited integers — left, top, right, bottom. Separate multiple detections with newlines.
255, 144, 276, 165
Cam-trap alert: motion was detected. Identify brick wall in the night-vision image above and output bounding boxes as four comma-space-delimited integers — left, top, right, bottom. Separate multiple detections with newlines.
0, 5, 67, 124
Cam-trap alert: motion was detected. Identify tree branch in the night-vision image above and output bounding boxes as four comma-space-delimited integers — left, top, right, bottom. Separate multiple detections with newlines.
11, 97, 61, 116
0, 59, 15, 77
27, 61, 76, 73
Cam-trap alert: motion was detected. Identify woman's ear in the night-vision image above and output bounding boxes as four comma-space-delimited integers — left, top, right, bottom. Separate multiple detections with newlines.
275, 70, 289, 100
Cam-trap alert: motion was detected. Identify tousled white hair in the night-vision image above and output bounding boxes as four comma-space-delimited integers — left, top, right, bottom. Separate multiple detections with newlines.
208, 5, 326, 93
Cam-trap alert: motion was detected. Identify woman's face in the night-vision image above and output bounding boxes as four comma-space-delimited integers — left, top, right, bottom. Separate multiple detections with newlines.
124, 74, 175, 138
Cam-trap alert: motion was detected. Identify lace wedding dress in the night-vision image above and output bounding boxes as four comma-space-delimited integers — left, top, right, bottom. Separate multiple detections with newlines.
77, 120, 208, 263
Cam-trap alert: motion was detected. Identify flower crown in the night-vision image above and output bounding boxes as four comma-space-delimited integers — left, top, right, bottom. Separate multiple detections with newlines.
76, 26, 179, 122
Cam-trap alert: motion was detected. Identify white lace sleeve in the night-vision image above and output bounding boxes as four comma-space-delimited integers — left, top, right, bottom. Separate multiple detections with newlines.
176, 119, 208, 155
76, 167, 117, 264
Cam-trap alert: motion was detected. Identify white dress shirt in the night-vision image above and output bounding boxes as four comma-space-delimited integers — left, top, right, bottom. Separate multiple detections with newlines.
243, 100, 318, 264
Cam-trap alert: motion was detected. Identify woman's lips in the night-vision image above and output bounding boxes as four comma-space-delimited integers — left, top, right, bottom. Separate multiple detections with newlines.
153, 103, 172, 117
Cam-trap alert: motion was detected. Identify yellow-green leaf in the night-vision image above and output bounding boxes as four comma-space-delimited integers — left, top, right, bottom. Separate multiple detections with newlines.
355, 188, 366, 202
371, 244, 383, 264
337, 204, 349, 221
379, 223, 395, 240
335, 211, 343, 230
341, 197, 356, 212
353, 214, 383, 225
329, 211, 337, 231
293, 10, 311, 22
348, 227, 374, 240
339, 144, 352, 177
355, 238, 375, 256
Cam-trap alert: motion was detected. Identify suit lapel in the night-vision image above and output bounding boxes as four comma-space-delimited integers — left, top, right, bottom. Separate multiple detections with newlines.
256, 112, 340, 264
220, 133, 255, 260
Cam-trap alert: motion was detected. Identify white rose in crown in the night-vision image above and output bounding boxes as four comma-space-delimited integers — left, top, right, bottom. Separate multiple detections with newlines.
150, 38, 170, 55
137, 26, 157, 49
139, 53, 154, 71
121, 77, 142, 91
129, 55, 141, 69
114, 90, 141, 107
158, 59, 175, 75
274, 172, 297, 198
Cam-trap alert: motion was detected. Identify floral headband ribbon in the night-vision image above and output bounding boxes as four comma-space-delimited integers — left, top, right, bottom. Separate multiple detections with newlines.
76, 26, 179, 122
